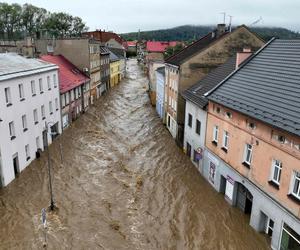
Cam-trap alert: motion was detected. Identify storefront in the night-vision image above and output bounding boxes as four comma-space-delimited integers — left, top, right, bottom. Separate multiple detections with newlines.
280, 223, 300, 250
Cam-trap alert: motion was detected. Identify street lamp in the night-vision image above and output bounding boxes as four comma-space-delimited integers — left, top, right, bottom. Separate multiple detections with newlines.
45, 121, 58, 211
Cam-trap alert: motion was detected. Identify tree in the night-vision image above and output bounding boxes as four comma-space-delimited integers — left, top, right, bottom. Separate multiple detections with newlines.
164, 44, 183, 58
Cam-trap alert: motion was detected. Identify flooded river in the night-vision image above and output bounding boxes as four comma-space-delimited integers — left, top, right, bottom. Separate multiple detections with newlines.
0, 59, 270, 249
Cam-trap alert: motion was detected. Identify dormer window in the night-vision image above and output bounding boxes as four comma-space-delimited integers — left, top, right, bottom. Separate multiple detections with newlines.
216, 107, 221, 114
278, 135, 286, 144
226, 112, 232, 119
247, 120, 256, 130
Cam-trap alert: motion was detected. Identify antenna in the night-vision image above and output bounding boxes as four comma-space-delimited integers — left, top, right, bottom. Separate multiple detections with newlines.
228, 15, 233, 32
250, 16, 263, 26
220, 12, 226, 24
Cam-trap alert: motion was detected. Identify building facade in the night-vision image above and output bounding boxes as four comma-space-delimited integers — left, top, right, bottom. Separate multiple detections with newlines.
40, 55, 90, 129
164, 24, 264, 145
109, 51, 121, 87
204, 39, 300, 250
0, 54, 61, 187
100, 46, 110, 92
155, 67, 165, 119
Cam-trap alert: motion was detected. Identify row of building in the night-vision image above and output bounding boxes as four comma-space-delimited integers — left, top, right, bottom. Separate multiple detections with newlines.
0, 30, 128, 188
150, 24, 300, 250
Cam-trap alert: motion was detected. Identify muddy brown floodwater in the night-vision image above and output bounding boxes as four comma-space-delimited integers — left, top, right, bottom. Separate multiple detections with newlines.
0, 59, 270, 250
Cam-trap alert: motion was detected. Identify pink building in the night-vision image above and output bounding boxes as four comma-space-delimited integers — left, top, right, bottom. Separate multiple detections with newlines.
203, 39, 300, 249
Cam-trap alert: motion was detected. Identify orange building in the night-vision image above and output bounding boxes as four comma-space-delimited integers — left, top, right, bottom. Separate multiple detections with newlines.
203, 39, 300, 249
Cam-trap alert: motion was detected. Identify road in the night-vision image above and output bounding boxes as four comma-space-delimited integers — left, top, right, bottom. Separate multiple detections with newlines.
0, 59, 270, 249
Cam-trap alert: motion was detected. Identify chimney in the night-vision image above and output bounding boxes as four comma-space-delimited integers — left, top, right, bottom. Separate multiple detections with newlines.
216, 24, 226, 37
236, 48, 252, 69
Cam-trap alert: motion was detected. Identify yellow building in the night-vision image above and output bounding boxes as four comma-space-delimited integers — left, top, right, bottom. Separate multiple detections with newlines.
109, 51, 121, 87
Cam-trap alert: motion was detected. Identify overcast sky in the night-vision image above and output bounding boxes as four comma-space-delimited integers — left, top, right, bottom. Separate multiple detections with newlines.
4, 0, 300, 33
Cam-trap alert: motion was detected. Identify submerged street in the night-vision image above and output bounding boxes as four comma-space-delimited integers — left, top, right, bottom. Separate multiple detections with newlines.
0, 59, 270, 249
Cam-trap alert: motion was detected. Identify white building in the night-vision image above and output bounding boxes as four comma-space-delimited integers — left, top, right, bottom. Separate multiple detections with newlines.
0, 53, 62, 187
182, 55, 239, 171
155, 66, 165, 120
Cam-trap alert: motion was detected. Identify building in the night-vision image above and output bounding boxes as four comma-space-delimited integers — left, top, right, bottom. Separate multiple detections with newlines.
146, 41, 178, 54
109, 50, 121, 87
36, 38, 102, 104
164, 24, 264, 145
155, 66, 165, 119
181, 50, 252, 172
109, 48, 126, 80
100, 46, 110, 92
126, 41, 137, 55
0, 53, 61, 187
0, 37, 37, 58
204, 39, 300, 250
40, 55, 90, 129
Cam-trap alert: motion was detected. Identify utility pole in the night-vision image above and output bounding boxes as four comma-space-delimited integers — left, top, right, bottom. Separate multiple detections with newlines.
228, 15, 233, 32
45, 121, 56, 211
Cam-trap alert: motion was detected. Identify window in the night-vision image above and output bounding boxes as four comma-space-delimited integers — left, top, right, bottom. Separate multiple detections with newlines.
5, 87, 12, 106
213, 126, 219, 144
36, 136, 40, 149
19, 84, 25, 100
25, 144, 30, 160
270, 160, 282, 185
290, 171, 300, 200
280, 223, 300, 249
65, 93, 70, 105
22, 115, 27, 131
61, 95, 65, 107
196, 119, 201, 135
265, 218, 274, 237
9, 121, 15, 139
39, 78, 43, 93
243, 144, 253, 166
55, 98, 59, 111
70, 90, 74, 101
222, 131, 229, 150
33, 109, 38, 124
188, 113, 192, 128
49, 101, 53, 114
53, 74, 57, 88
31, 80, 36, 96
47, 76, 51, 90
41, 105, 45, 119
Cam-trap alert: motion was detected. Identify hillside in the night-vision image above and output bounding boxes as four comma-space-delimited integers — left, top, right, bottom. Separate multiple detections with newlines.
121, 25, 300, 42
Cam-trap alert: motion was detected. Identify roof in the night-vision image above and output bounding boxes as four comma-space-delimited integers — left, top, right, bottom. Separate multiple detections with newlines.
109, 48, 125, 59
165, 31, 226, 66
182, 55, 237, 109
0, 53, 58, 81
156, 66, 165, 76
127, 41, 137, 47
83, 31, 127, 49
40, 55, 90, 94
146, 41, 177, 53
100, 46, 110, 55
208, 39, 300, 137
109, 50, 120, 62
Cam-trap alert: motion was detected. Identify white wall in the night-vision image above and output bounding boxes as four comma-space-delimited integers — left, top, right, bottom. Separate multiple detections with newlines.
183, 100, 207, 170
167, 113, 177, 139
0, 69, 61, 186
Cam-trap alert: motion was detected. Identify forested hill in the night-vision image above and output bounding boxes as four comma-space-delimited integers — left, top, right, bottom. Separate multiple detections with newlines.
121, 25, 300, 42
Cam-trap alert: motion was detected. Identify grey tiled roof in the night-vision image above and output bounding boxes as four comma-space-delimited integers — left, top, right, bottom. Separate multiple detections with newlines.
109, 50, 120, 62
182, 55, 237, 109
0, 53, 57, 81
208, 39, 300, 137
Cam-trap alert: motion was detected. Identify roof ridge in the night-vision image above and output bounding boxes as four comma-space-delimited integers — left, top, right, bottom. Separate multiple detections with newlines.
204, 37, 276, 97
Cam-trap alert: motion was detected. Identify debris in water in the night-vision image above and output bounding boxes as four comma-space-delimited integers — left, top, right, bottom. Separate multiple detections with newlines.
136, 176, 143, 188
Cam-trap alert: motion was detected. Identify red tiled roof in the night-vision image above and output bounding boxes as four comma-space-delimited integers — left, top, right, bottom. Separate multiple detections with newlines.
127, 41, 137, 47
40, 55, 90, 94
146, 41, 177, 53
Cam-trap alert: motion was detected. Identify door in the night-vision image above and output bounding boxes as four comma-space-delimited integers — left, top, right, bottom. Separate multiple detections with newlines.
186, 142, 192, 158
12, 154, 20, 177
43, 130, 48, 148
236, 183, 253, 215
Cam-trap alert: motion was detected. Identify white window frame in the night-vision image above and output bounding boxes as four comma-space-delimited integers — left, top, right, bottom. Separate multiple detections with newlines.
33, 109, 38, 124
213, 125, 219, 143
36, 136, 40, 149
39, 78, 43, 93
55, 98, 59, 111
290, 171, 300, 200
270, 159, 282, 185
31, 80, 36, 95
53, 74, 57, 88
22, 114, 27, 130
49, 101, 53, 114
25, 144, 30, 160
18, 83, 25, 100
47, 76, 51, 90
41, 105, 45, 119
9, 121, 15, 138
222, 130, 229, 149
243, 143, 253, 165
5, 87, 12, 105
